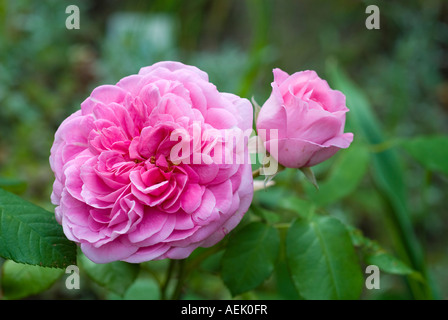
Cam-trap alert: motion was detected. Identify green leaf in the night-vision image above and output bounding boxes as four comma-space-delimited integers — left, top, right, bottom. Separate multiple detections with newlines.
286, 216, 363, 300
346, 224, 366, 247
347, 226, 421, 279
221, 222, 280, 296
1, 260, 63, 299
274, 259, 302, 300
78, 253, 140, 296
366, 253, 419, 278
108, 275, 160, 300
249, 205, 280, 224
0, 188, 77, 268
304, 143, 370, 207
279, 196, 315, 220
400, 135, 448, 176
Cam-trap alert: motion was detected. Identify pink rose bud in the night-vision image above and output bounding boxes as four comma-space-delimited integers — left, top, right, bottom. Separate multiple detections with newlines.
50, 61, 254, 263
256, 68, 354, 168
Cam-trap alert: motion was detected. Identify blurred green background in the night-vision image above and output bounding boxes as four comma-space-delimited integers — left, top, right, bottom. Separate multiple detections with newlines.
1, 0, 448, 300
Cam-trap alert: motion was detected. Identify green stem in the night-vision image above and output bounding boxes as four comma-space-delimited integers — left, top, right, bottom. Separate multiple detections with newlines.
161, 260, 176, 300
0, 258, 4, 300
171, 259, 186, 300
184, 240, 227, 276
382, 197, 434, 299
422, 170, 432, 218
169, 241, 228, 300
273, 222, 291, 230
140, 263, 163, 289
252, 168, 260, 178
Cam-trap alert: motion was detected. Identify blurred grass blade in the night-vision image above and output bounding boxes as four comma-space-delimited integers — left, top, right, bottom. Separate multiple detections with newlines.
326, 60, 436, 299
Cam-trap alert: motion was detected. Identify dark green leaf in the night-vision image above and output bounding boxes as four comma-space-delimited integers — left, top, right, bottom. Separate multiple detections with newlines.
0, 188, 77, 268
274, 259, 302, 300
221, 222, 280, 296
286, 216, 363, 300
1, 260, 63, 299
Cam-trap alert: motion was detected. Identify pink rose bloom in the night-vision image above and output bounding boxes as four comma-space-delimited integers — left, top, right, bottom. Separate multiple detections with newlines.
256, 68, 354, 168
50, 61, 253, 263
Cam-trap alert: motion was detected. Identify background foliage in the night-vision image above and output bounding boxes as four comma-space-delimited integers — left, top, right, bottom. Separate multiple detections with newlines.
0, 0, 448, 300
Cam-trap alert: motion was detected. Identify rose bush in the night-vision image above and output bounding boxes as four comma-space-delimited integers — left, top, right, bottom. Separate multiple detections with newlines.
50, 61, 254, 263
256, 68, 354, 168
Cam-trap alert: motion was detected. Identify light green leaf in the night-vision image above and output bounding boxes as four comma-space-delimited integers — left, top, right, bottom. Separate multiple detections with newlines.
286, 216, 363, 300
0, 188, 77, 268
304, 144, 370, 207
366, 253, 420, 279
1, 260, 63, 299
249, 205, 280, 224
108, 275, 160, 300
347, 226, 422, 279
221, 222, 280, 296
279, 196, 315, 220
78, 253, 140, 297
401, 135, 448, 176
